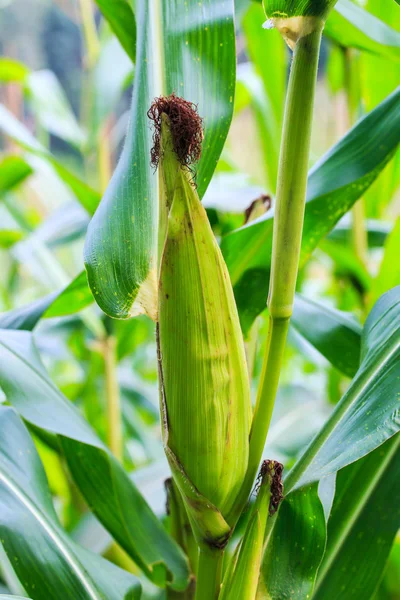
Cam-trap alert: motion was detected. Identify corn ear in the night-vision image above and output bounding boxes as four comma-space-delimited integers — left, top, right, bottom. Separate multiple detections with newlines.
156, 108, 251, 546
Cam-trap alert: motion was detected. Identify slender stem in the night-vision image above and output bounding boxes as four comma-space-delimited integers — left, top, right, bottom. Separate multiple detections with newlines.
195, 546, 224, 600
79, 0, 100, 68
343, 48, 368, 266
103, 331, 123, 460
229, 26, 323, 524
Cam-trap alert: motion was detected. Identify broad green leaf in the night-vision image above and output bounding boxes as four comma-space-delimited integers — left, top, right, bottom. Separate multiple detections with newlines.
0, 406, 141, 600
291, 294, 362, 378
367, 217, 400, 312
257, 484, 326, 600
94, 0, 136, 63
285, 286, 400, 492
327, 218, 390, 248
26, 71, 86, 147
221, 87, 400, 330
314, 434, 400, 600
84, 0, 236, 319
0, 330, 189, 590
0, 58, 29, 83
0, 156, 33, 196
0, 105, 100, 214
325, 0, 400, 61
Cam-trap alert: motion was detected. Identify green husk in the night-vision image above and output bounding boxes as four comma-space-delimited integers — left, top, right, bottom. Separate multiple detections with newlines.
157, 114, 251, 545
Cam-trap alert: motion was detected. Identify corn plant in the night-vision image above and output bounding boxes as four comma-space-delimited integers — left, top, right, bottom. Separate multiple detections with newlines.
0, 0, 399, 599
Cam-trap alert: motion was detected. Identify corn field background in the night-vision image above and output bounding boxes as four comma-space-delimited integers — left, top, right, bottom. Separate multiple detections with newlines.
0, 0, 399, 599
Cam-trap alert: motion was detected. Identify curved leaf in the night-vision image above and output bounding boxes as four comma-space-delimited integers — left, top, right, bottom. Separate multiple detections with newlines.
94, 0, 136, 62
0, 271, 93, 331
0, 406, 141, 600
285, 286, 400, 492
0, 156, 33, 197
314, 434, 400, 600
0, 330, 189, 590
221, 86, 400, 329
325, 0, 400, 61
291, 294, 362, 378
84, 0, 236, 319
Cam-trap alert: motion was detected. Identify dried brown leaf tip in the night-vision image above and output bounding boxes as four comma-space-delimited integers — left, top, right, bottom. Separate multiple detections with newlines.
147, 93, 203, 170
258, 459, 284, 516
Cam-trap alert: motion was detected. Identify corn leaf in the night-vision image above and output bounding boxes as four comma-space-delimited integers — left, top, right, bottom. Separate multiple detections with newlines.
94, 0, 136, 62
84, 0, 236, 319
257, 484, 326, 600
221, 86, 400, 332
0, 330, 189, 590
0, 105, 100, 214
0, 156, 33, 197
313, 434, 400, 600
285, 286, 400, 492
325, 0, 400, 61
291, 295, 362, 378
0, 407, 141, 600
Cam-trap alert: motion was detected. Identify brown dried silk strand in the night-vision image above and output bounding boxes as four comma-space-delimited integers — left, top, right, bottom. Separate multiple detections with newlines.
257, 459, 284, 516
147, 93, 203, 170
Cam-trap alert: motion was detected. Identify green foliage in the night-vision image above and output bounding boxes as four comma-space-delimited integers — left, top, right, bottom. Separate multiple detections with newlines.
0, 0, 399, 598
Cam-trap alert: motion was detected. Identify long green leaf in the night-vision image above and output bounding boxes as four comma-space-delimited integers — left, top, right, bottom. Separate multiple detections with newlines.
221, 87, 400, 331
0, 406, 141, 600
291, 295, 362, 378
257, 484, 326, 600
325, 0, 400, 61
0, 331, 189, 590
94, 0, 136, 62
0, 105, 100, 214
0, 156, 33, 197
313, 434, 400, 600
84, 0, 236, 319
285, 286, 400, 492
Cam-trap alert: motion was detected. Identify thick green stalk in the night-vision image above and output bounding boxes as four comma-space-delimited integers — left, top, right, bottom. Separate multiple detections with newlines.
229, 25, 323, 524
195, 546, 224, 600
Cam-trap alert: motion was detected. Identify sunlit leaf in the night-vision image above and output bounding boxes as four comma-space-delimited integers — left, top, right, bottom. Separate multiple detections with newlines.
0, 156, 33, 197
